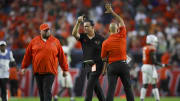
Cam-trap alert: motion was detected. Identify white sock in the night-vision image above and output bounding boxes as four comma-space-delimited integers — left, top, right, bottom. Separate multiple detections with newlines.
140, 88, 147, 100
152, 88, 160, 101
54, 95, 58, 99
70, 97, 74, 100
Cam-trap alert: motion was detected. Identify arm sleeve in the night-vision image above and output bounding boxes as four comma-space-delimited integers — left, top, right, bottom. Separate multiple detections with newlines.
9, 51, 16, 67
78, 33, 84, 42
9, 51, 15, 62
94, 37, 105, 63
21, 42, 32, 69
150, 51, 162, 66
58, 42, 69, 71
101, 41, 108, 59
97, 37, 105, 51
118, 27, 126, 35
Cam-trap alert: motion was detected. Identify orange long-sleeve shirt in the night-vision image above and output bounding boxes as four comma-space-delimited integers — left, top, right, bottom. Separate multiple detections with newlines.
101, 27, 127, 64
21, 35, 68, 75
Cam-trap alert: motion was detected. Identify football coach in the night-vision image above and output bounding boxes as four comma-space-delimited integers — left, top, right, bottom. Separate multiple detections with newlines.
72, 15, 105, 101
101, 4, 135, 101
21, 23, 69, 101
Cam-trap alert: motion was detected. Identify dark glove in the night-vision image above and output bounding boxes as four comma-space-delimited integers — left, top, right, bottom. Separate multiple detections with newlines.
62, 71, 68, 77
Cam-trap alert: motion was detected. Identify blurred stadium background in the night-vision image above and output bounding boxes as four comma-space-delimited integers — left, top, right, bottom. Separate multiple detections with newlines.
0, 0, 180, 101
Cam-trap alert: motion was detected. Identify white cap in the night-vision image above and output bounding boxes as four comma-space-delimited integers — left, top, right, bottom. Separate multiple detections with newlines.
0, 41, 7, 46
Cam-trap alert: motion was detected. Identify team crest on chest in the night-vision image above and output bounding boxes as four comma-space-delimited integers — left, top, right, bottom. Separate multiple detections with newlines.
95, 40, 100, 45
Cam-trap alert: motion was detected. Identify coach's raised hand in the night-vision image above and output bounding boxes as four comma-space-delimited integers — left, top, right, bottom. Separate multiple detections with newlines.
105, 3, 113, 13
105, 3, 125, 27
77, 16, 84, 23
72, 15, 84, 40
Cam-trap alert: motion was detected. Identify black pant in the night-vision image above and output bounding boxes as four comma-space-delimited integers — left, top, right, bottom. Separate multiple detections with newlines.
0, 78, 8, 101
74, 66, 86, 96
9, 80, 18, 96
159, 77, 170, 94
83, 63, 105, 101
35, 74, 55, 101
106, 61, 134, 101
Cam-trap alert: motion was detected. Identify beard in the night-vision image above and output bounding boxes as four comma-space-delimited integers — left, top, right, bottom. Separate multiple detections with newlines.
42, 32, 50, 39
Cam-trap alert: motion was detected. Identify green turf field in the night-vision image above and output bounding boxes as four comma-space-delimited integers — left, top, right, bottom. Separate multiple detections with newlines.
8, 97, 180, 101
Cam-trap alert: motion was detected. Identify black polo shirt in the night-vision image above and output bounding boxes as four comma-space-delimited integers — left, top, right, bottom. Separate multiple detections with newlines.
79, 33, 104, 63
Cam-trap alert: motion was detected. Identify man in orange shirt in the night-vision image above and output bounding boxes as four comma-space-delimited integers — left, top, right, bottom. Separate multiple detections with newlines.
101, 4, 134, 101
21, 23, 68, 101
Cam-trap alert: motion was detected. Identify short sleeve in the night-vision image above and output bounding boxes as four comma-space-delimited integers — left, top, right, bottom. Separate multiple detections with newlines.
78, 33, 85, 42
9, 51, 15, 61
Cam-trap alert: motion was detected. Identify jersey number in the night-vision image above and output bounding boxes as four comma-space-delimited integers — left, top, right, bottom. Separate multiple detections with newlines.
142, 47, 147, 61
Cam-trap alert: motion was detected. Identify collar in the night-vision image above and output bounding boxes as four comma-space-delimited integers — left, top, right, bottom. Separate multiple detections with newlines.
40, 35, 52, 41
86, 33, 96, 39
109, 33, 118, 37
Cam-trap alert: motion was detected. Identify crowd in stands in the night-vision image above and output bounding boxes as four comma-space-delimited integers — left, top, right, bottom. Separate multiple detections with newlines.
0, 0, 180, 66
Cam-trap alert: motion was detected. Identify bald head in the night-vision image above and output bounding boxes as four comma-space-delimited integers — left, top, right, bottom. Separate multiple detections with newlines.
109, 23, 118, 34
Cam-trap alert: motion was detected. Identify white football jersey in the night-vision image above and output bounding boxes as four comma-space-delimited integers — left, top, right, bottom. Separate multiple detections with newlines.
0, 49, 15, 78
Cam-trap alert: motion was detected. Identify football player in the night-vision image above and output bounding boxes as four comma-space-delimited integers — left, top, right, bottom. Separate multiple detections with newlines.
140, 34, 166, 101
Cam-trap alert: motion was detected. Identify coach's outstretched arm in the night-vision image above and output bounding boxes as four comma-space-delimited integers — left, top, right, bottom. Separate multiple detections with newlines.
105, 4, 125, 27
72, 16, 84, 40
